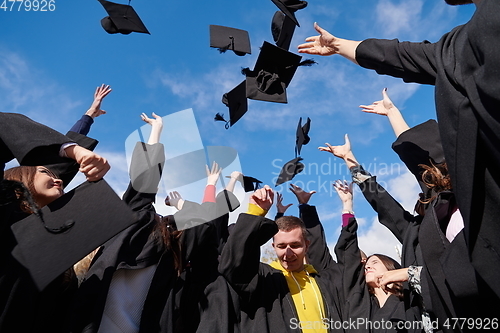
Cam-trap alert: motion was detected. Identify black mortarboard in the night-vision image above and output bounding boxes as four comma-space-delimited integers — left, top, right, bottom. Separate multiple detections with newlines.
217, 80, 248, 128
271, 10, 296, 51
244, 41, 302, 104
224, 175, 262, 192
270, 0, 308, 27
10, 179, 136, 291
209, 25, 251, 56
392, 119, 445, 193
243, 176, 263, 192
275, 157, 304, 186
98, 0, 150, 35
295, 117, 311, 156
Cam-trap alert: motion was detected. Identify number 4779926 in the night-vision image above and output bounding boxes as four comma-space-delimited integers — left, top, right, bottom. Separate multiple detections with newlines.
1, 0, 56, 11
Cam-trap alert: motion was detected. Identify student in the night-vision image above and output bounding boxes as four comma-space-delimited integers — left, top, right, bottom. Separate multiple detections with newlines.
69, 113, 222, 333
298, 0, 500, 304
219, 185, 344, 333
332, 180, 423, 333
319, 89, 497, 330
0, 112, 109, 333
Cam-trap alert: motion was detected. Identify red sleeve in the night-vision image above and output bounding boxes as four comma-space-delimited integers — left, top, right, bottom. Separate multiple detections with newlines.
202, 184, 216, 203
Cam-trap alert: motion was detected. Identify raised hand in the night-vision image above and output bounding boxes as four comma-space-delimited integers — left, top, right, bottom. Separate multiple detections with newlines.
318, 134, 352, 160
249, 185, 274, 212
165, 191, 184, 210
86, 84, 112, 118
298, 22, 338, 56
289, 183, 316, 205
206, 161, 222, 186
141, 112, 163, 144
359, 88, 396, 116
276, 192, 293, 214
333, 180, 353, 205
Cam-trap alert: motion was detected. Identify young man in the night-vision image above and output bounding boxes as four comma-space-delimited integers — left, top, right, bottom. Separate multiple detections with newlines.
219, 185, 344, 333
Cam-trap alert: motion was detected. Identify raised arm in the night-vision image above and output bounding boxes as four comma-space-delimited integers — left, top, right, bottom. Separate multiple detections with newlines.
298, 22, 361, 64
288, 183, 335, 272
123, 113, 165, 208
319, 133, 413, 242
318, 133, 359, 169
218, 186, 276, 299
69, 84, 112, 135
359, 88, 410, 138
140, 112, 163, 145
275, 192, 292, 220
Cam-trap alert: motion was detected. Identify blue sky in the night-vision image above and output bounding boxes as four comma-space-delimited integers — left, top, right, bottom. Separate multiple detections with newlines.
1, 0, 476, 259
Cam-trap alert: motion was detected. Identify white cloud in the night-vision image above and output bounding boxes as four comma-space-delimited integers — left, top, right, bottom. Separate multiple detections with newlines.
0, 48, 83, 131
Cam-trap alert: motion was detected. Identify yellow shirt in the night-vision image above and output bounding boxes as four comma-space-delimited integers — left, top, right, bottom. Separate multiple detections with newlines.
270, 261, 328, 333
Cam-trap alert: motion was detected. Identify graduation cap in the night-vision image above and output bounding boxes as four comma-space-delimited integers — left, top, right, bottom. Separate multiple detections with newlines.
98, 0, 150, 35
295, 117, 311, 156
217, 80, 248, 128
271, 10, 296, 51
10, 179, 136, 291
209, 25, 251, 56
225, 174, 262, 192
244, 41, 302, 104
275, 157, 304, 186
270, 0, 308, 27
243, 176, 263, 192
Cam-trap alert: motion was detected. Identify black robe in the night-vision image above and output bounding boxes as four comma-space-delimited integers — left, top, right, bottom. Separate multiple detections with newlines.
355, 0, 500, 307
68, 142, 220, 333
300, 205, 422, 333
0, 112, 97, 333
358, 121, 497, 331
218, 212, 345, 333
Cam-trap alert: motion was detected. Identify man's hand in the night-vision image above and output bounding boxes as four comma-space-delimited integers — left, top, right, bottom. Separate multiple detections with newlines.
276, 192, 293, 214
249, 185, 274, 211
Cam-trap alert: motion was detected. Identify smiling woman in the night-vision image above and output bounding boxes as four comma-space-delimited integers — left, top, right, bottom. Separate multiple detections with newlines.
4, 165, 64, 210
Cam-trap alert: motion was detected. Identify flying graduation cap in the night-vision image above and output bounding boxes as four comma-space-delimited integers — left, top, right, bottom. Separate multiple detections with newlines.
224, 174, 262, 192
295, 117, 311, 156
209, 25, 252, 56
271, 10, 296, 51
98, 0, 150, 35
270, 0, 308, 27
275, 157, 304, 186
216, 80, 248, 128
243, 41, 302, 104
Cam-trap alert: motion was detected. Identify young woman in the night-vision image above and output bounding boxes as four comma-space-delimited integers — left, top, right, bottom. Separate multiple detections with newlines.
332, 180, 417, 333
69, 113, 227, 333
0, 112, 109, 333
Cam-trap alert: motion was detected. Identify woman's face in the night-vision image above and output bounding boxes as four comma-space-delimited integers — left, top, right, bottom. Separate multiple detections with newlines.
364, 255, 388, 286
33, 167, 63, 207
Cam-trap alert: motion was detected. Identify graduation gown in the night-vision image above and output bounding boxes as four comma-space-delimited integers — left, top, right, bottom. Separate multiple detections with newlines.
69, 142, 220, 333
0, 112, 98, 333
359, 121, 498, 331
218, 213, 344, 333
300, 205, 421, 333
355, 0, 500, 304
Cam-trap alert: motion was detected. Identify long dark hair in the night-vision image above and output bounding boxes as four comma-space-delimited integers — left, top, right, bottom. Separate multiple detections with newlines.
366, 254, 404, 300
4, 166, 40, 213
153, 215, 184, 276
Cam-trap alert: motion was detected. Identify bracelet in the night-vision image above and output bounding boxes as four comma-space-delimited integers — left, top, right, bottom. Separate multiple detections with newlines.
342, 210, 354, 215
